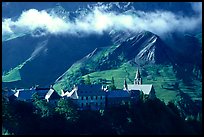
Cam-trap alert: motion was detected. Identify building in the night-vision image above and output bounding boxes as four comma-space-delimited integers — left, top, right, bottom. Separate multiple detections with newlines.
125, 68, 156, 100
9, 86, 61, 103
66, 68, 156, 110
67, 84, 106, 110
13, 88, 38, 102
106, 89, 130, 107
45, 88, 61, 105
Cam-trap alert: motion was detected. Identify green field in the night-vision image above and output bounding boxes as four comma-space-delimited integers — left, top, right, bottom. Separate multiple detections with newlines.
82, 63, 201, 104
2, 68, 21, 82
2, 60, 28, 82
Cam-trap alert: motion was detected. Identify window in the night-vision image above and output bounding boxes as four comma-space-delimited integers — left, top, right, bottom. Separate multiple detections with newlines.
86, 103, 88, 106
101, 96, 103, 99
81, 103, 83, 107
96, 96, 98, 100
86, 96, 88, 100
81, 96, 83, 100
91, 96, 93, 100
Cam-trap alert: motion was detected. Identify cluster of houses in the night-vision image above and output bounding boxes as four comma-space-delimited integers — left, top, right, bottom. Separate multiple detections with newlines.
2, 69, 156, 110
2, 86, 61, 105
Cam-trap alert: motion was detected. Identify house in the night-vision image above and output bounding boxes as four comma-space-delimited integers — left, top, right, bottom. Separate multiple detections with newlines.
124, 68, 156, 100
106, 89, 131, 107
65, 68, 156, 110
10, 86, 61, 103
34, 87, 50, 99
45, 88, 61, 105
68, 84, 106, 110
13, 89, 37, 102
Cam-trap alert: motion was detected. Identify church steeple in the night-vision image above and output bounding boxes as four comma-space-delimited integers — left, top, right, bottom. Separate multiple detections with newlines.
124, 78, 128, 90
134, 68, 142, 85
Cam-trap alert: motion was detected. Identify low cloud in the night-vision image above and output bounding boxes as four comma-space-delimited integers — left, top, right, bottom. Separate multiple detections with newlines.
2, 2, 202, 38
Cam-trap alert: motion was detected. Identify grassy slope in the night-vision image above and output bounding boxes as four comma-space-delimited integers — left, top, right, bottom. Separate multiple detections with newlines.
53, 46, 118, 93
2, 60, 28, 82
82, 63, 201, 104
2, 68, 21, 82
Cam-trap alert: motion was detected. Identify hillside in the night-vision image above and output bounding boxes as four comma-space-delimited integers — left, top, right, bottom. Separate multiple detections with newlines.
53, 30, 172, 92
3, 2, 202, 90
53, 30, 202, 118
2, 33, 112, 88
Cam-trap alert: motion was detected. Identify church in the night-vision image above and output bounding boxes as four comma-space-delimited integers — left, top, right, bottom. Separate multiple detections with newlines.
124, 68, 156, 100
63, 68, 156, 110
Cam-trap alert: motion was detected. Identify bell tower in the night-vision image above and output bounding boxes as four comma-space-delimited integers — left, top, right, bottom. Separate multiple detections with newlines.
124, 78, 128, 90
134, 68, 142, 85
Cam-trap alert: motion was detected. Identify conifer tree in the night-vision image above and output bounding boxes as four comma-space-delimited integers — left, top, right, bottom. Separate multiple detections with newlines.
85, 75, 91, 85
110, 77, 116, 90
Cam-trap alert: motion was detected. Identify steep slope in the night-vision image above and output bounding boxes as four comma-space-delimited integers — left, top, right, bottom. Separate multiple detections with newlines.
2, 35, 48, 72
2, 33, 112, 88
53, 30, 172, 92
53, 30, 202, 119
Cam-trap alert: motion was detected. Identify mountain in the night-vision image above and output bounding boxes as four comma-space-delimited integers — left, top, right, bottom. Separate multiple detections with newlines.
2, 33, 112, 88
2, 2, 202, 134
53, 30, 173, 92
52, 30, 202, 119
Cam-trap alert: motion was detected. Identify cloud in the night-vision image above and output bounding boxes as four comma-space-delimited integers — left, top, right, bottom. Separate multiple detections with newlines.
2, 2, 202, 39
2, 18, 14, 35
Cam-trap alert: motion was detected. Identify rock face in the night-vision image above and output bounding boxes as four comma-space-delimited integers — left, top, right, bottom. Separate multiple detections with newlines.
109, 30, 171, 66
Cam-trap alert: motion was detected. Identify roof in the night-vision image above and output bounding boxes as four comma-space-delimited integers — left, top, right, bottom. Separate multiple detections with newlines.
135, 68, 141, 79
14, 89, 36, 100
107, 90, 130, 98
35, 87, 50, 90
69, 88, 78, 99
45, 89, 61, 100
127, 84, 153, 95
2, 89, 16, 97
129, 90, 141, 97
36, 89, 49, 98
76, 84, 105, 96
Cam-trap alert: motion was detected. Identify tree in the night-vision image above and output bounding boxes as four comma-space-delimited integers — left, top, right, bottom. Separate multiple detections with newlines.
110, 77, 116, 90
167, 101, 180, 117
55, 98, 79, 122
84, 75, 91, 85
32, 93, 52, 118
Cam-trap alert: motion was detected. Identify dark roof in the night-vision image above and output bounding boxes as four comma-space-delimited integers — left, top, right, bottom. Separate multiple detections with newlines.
129, 90, 141, 97
14, 89, 36, 101
35, 87, 50, 90
36, 90, 49, 98
135, 68, 141, 79
76, 84, 105, 96
45, 89, 61, 100
13, 88, 50, 101
107, 90, 130, 98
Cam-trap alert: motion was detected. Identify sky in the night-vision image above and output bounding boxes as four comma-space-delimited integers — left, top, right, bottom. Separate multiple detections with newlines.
2, 2, 202, 38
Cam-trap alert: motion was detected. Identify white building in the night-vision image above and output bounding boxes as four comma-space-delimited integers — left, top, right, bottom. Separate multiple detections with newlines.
124, 68, 156, 100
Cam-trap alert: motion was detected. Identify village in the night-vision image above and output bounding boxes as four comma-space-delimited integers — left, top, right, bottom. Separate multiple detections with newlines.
2, 68, 156, 110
